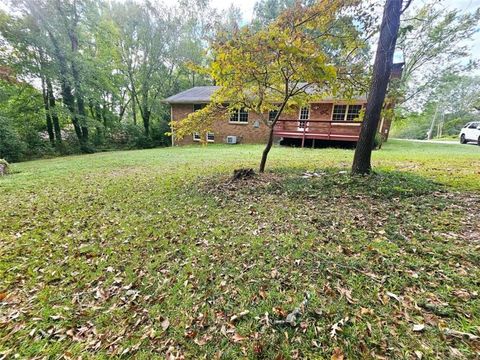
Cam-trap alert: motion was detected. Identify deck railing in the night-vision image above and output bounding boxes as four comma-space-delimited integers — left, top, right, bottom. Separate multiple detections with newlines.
273, 119, 362, 146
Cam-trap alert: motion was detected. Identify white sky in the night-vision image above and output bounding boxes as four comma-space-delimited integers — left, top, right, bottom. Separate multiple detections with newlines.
206, 0, 480, 61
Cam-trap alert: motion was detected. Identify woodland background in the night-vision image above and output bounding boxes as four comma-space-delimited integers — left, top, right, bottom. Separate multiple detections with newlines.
0, 0, 479, 162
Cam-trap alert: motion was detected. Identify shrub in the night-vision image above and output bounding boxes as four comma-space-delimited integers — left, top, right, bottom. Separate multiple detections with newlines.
0, 116, 27, 162
150, 120, 171, 147
373, 133, 383, 150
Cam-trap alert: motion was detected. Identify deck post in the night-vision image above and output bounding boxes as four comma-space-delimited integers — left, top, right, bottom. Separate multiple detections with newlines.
301, 123, 306, 148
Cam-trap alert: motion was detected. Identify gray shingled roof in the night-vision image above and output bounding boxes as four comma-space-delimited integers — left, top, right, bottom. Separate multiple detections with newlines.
163, 85, 367, 104
163, 86, 220, 104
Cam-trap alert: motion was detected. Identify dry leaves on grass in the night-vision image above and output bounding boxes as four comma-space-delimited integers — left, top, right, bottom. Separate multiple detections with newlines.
331, 347, 344, 360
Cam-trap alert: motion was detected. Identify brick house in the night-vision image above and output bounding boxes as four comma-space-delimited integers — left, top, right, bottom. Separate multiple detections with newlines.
165, 65, 403, 146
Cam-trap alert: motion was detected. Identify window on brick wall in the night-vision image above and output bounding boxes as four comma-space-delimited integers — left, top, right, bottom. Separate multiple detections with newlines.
193, 104, 206, 112
269, 110, 278, 124
206, 132, 215, 142
193, 132, 201, 141
332, 104, 363, 121
230, 108, 249, 123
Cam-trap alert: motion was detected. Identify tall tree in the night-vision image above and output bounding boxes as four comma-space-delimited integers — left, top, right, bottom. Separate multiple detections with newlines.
351, 0, 405, 175
397, 4, 480, 109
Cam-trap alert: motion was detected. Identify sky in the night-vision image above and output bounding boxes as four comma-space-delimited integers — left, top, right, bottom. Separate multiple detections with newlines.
206, 0, 480, 61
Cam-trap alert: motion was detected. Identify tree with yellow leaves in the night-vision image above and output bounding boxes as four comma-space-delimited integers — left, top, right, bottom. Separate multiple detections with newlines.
173, 0, 369, 172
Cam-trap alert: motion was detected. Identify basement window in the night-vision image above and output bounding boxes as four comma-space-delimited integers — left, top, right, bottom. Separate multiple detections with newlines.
230, 108, 249, 124
206, 132, 215, 142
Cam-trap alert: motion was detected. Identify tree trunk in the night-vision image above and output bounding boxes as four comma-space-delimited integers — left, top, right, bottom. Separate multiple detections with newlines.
47, 79, 62, 145
259, 99, 289, 173
143, 108, 150, 137
42, 78, 55, 146
131, 93, 137, 125
427, 104, 439, 140
140, 90, 150, 136
72, 61, 88, 144
259, 125, 275, 173
351, 0, 402, 175
69, 27, 89, 147
47, 30, 83, 143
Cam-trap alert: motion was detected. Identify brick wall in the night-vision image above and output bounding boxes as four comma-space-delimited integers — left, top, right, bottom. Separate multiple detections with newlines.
170, 101, 384, 145
171, 104, 270, 145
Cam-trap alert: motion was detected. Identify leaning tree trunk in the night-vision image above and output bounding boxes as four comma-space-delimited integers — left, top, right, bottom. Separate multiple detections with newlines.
259, 100, 288, 173
351, 0, 402, 175
259, 126, 275, 173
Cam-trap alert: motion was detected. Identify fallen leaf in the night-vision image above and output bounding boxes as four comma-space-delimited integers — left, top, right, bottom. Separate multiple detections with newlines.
161, 318, 170, 331
0, 293, 6, 301
360, 307, 374, 316
259, 288, 267, 299
413, 324, 425, 332
386, 292, 402, 302
271, 269, 279, 279
230, 310, 249, 322
184, 329, 197, 339
194, 334, 212, 346
232, 333, 248, 342
331, 347, 344, 360
414, 350, 423, 359
336, 285, 357, 304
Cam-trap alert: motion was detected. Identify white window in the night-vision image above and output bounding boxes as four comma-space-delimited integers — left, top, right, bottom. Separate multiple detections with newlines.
332, 104, 363, 121
298, 106, 309, 128
193, 132, 201, 141
206, 132, 214, 142
230, 108, 248, 124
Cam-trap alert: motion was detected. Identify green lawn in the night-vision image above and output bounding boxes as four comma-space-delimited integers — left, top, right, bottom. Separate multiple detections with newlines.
1, 140, 479, 359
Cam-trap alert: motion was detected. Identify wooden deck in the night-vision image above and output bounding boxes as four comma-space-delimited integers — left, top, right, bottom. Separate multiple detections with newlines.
273, 119, 362, 146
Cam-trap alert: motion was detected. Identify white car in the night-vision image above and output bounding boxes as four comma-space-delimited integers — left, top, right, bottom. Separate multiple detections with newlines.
459, 122, 480, 145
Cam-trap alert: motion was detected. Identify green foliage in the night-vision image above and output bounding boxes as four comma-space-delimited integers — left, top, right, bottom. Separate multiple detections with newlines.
392, 74, 480, 139
373, 132, 383, 149
0, 0, 221, 160
397, 3, 480, 109
0, 116, 27, 162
